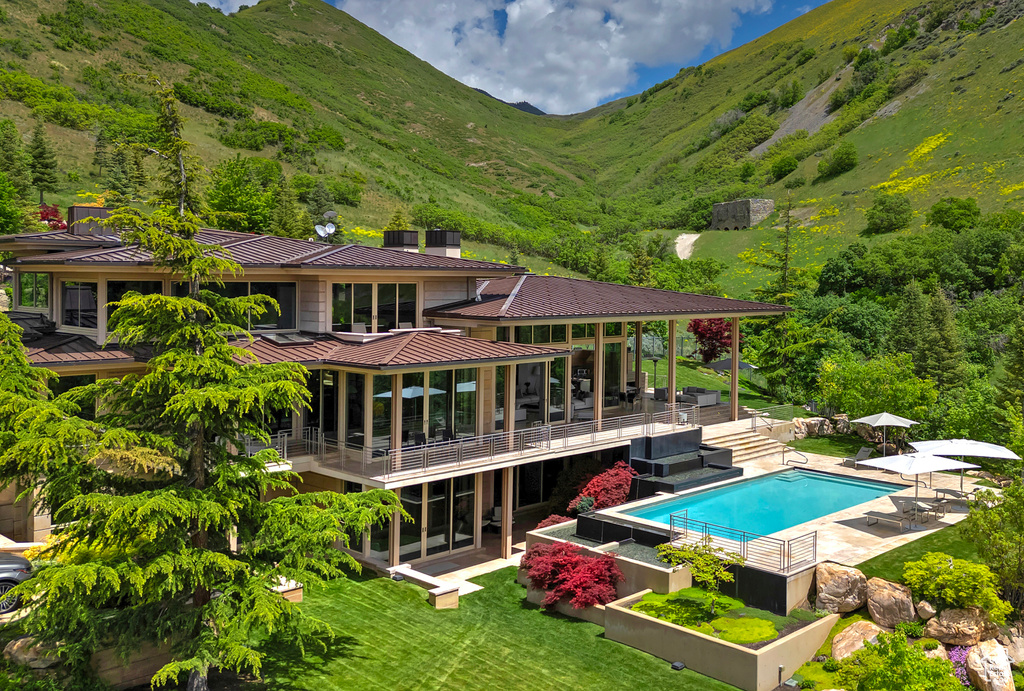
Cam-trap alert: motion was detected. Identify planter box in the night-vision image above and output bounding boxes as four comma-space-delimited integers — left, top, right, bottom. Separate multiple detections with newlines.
604, 590, 838, 691
521, 579, 606, 626
91, 641, 173, 690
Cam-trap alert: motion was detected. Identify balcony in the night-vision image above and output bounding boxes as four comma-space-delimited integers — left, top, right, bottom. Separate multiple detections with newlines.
291, 404, 701, 487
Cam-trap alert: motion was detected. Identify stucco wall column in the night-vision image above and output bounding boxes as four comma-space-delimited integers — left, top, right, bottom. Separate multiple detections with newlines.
667, 320, 677, 402
500, 466, 514, 559
730, 317, 740, 421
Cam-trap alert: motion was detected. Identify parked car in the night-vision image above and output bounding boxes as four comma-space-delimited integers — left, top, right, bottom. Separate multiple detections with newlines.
0, 553, 32, 615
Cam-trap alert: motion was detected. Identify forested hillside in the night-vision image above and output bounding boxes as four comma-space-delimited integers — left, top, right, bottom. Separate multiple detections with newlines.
3, 0, 1024, 457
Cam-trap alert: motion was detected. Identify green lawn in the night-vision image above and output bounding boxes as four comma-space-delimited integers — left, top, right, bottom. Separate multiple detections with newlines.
787, 434, 874, 459
854, 525, 981, 582
256, 567, 738, 690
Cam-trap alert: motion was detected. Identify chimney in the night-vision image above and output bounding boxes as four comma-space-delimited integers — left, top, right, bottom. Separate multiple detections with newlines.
67, 206, 114, 236
382, 229, 420, 253
424, 229, 461, 259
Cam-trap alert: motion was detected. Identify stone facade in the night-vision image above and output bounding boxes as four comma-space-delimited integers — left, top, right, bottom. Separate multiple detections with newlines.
710, 199, 775, 230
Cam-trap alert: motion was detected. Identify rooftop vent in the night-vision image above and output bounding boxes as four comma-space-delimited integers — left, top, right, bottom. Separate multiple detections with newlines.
424, 229, 460, 259
382, 230, 419, 253
67, 206, 114, 236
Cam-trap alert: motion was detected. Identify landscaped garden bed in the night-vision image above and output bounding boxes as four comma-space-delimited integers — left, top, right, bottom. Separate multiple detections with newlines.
631, 588, 825, 649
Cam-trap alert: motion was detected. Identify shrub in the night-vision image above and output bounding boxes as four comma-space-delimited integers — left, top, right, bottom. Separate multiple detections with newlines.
771, 155, 799, 180
783, 175, 806, 189
865, 192, 913, 234
926, 197, 981, 232
567, 461, 637, 513
38, 203, 66, 230
521, 542, 624, 609
536, 514, 572, 529
657, 536, 744, 615
895, 620, 925, 638
823, 657, 840, 672
842, 46, 860, 64
837, 632, 962, 691
923, 640, 939, 651
902, 551, 1013, 623
890, 61, 929, 96
817, 141, 858, 178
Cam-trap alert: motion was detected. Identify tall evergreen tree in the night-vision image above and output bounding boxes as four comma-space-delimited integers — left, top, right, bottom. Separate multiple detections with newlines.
1, 82, 401, 691
105, 148, 134, 199
27, 121, 59, 205
92, 128, 109, 176
130, 147, 147, 194
383, 209, 411, 232
997, 310, 1024, 413
917, 287, 966, 390
627, 244, 654, 287
885, 280, 928, 356
740, 194, 808, 305
267, 181, 307, 238
0, 171, 25, 235
0, 119, 32, 198
306, 179, 334, 218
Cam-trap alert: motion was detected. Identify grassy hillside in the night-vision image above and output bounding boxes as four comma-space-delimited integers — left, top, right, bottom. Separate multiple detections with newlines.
0, 0, 1022, 291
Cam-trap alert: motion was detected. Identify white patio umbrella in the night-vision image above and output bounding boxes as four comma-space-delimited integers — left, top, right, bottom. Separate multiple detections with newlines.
860, 452, 980, 521
851, 412, 920, 451
911, 438, 1020, 489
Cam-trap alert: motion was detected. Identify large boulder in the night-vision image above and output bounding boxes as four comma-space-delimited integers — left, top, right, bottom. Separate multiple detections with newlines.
804, 417, 835, 437
917, 600, 937, 620
793, 417, 808, 440
833, 414, 851, 434
832, 620, 888, 660
815, 562, 868, 613
866, 577, 916, 628
854, 422, 877, 441
924, 607, 1000, 646
967, 639, 1014, 691
3, 637, 59, 669
998, 625, 1024, 668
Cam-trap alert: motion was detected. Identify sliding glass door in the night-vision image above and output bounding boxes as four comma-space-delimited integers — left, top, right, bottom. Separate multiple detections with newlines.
397, 477, 477, 561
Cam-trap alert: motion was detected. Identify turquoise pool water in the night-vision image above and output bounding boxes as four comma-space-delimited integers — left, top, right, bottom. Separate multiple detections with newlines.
621, 469, 902, 536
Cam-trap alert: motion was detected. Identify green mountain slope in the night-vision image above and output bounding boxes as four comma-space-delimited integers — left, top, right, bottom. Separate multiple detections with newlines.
1, 0, 1023, 293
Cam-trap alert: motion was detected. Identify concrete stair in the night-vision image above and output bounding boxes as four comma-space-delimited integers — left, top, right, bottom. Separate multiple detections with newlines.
701, 428, 787, 465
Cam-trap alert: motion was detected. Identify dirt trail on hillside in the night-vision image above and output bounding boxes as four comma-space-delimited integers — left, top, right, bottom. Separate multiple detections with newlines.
676, 233, 699, 260
751, 66, 852, 157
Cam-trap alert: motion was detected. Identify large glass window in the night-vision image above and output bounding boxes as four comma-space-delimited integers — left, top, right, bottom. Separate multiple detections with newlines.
551, 324, 567, 343
250, 282, 296, 330
515, 362, 546, 429
266, 406, 292, 435
425, 479, 451, 556
107, 281, 163, 305
572, 323, 597, 339
604, 342, 622, 409
369, 521, 390, 563
495, 365, 506, 432
345, 372, 365, 447
61, 282, 98, 328
371, 374, 393, 450
549, 357, 566, 423
515, 326, 533, 344
400, 485, 422, 561
429, 370, 452, 441
605, 322, 623, 337
452, 475, 475, 550
19, 272, 49, 309
455, 369, 477, 438
50, 373, 96, 420
402, 372, 426, 446
332, 283, 415, 332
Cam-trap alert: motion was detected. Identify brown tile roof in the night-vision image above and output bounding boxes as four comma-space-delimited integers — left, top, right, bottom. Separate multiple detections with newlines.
0, 229, 120, 246
240, 330, 566, 370
26, 335, 136, 367
12, 228, 521, 273
424, 274, 791, 321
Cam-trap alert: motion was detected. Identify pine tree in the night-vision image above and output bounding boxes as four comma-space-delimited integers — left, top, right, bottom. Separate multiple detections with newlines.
997, 310, 1024, 412
383, 209, 411, 232
627, 244, 654, 287
885, 280, 928, 356
0, 81, 402, 691
739, 193, 808, 305
105, 148, 133, 199
917, 287, 966, 390
0, 171, 26, 235
268, 181, 307, 238
27, 121, 59, 205
307, 179, 334, 218
0, 119, 32, 198
92, 128, 109, 176
130, 147, 147, 194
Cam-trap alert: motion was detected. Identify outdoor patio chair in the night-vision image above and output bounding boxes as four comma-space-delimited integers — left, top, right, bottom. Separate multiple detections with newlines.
865, 510, 911, 533
654, 387, 669, 401
351, 322, 367, 334
843, 447, 874, 469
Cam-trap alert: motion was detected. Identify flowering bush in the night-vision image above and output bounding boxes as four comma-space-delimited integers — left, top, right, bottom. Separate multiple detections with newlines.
567, 461, 637, 513
521, 541, 624, 609
948, 645, 970, 686
535, 514, 572, 530
38, 203, 66, 230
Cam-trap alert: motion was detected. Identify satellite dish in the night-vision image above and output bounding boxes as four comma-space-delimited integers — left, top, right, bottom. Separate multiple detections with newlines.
325, 223, 336, 234
323, 210, 338, 220
315, 224, 328, 238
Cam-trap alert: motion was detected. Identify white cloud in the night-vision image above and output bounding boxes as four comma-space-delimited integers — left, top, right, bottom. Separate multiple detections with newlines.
336, 0, 772, 114
195, 0, 772, 113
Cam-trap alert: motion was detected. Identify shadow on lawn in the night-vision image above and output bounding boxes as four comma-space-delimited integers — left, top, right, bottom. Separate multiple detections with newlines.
254, 632, 362, 684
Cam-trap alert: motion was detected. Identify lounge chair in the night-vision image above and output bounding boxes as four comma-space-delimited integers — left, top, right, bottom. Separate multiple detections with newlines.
843, 447, 874, 469
865, 510, 911, 533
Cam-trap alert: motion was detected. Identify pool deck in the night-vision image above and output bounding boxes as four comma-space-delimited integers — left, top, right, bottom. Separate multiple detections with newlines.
731, 449, 979, 567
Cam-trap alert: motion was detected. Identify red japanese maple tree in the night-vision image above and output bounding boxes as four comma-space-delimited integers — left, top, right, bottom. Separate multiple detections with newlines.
521, 541, 624, 609
686, 318, 735, 364
38, 204, 67, 230
567, 461, 637, 513
536, 514, 573, 529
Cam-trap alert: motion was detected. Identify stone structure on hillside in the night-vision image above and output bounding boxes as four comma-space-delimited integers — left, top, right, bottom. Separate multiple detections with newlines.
710, 199, 775, 230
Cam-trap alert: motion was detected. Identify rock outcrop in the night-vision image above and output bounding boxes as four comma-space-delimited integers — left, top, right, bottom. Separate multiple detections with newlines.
3, 637, 59, 669
917, 600, 937, 620
866, 577, 916, 628
832, 620, 887, 660
815, 562, 868, 613
967, 639, 1014, 691
998, 626, 1024, 668
924, 607, 1000, 646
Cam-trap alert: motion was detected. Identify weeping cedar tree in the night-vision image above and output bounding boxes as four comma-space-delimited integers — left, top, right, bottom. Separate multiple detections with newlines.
1, 81, 403, 691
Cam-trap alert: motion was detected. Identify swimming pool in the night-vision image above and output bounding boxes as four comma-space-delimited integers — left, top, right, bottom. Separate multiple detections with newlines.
619, 469, 903, 536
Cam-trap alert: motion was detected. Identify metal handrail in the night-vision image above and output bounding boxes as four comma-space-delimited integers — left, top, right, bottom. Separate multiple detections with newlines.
782, 447, 809, 466
750, 404, 796, 432
669, 510, 816, 574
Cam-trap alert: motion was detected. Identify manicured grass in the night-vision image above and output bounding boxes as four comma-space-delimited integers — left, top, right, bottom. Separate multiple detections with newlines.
631, 588, 819, 646
256, 567, 738, 690
855, 525, 981, 583
787, 434, 874, 459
